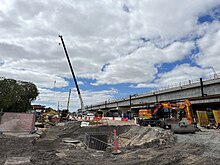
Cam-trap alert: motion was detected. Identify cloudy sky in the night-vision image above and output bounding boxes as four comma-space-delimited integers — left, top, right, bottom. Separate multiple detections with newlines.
0, 0, 220, 111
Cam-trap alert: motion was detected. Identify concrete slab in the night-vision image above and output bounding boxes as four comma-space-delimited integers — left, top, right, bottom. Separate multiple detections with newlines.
62, 138, 80, 143
4, 157, 30, 165
0, 113, 34, 133
56, 152, 67, 158
80, 121, 89, 127
3, 132, 40, 138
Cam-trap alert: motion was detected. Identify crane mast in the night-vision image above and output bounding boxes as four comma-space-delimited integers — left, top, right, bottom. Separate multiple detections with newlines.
59, 35, 85, 112
66, 88, 71, 111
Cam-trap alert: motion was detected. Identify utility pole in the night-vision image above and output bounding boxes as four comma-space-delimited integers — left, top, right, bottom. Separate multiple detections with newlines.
210, 66, 218, 79
66, 88, 71, 111
57, 101, 60, 111
59, 35, 85, 112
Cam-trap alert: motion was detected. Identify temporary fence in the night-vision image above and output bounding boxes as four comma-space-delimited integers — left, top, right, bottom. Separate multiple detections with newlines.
0, 112, 35, 133
85, 132, 111, 151
84, 129, 119, 153
196, 110, 220, 127
213, 110, 220, 125
196, 111, 209, 126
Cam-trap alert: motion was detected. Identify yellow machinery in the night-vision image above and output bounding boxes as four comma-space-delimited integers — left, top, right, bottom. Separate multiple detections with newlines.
139, 109, 152, 118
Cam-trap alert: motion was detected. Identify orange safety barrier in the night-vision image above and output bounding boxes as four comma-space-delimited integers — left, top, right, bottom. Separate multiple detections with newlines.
121, 118, 128, 121
93, 117, 102, 121
52, 117, 60, 122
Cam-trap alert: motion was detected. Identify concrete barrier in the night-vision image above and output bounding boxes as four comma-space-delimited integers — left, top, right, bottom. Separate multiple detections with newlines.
77, 116, 129, 122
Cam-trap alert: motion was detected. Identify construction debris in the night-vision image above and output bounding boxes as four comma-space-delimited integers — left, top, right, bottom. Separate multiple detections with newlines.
4, 157, 31, 165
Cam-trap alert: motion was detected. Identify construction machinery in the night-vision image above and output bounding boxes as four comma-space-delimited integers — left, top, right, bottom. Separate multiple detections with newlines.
59, 35, 85, 113
137, 99, 197, 133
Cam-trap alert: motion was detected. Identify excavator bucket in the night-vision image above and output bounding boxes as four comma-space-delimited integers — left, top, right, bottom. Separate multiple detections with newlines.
171, 123, 197, 134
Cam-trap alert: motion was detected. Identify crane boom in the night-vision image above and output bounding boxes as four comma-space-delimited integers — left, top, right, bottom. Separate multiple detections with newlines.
59, 35, 85, 112
66, 88, 71, 111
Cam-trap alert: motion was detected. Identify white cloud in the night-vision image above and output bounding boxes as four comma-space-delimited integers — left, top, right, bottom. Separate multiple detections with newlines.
0, 64, 68, 88
156, 64, 210, 85
132, 64, 211, 89
127, 0, 219, 41
93, 41, 194, 85
34, 87, 118, 111
196, 22, 220, 71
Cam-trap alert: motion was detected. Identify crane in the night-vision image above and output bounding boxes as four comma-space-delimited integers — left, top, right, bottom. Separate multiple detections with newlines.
59, 35, 85, 113
66, 88, 71, 111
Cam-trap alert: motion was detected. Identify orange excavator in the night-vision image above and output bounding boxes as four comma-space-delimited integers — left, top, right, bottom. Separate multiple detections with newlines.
137, 99, 197, 133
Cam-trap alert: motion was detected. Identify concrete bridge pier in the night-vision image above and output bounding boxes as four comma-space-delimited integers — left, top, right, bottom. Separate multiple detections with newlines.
117, 106, 131, 118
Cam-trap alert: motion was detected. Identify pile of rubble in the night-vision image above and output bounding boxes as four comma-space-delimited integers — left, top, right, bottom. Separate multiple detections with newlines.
118, 126, 174, 148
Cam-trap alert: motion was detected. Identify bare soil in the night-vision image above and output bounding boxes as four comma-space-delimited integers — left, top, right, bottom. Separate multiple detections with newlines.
0, 121, 220, 165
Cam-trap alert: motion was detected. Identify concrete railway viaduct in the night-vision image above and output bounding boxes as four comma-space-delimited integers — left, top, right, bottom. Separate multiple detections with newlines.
80, 76, 220, 116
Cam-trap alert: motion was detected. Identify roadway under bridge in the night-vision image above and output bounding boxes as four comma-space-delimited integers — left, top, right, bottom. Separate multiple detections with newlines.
81, 77, 220, 117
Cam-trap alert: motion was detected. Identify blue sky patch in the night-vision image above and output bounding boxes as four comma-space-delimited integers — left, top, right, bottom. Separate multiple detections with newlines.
156, 45, 200, 75
198, 5, 220, 24
198, 15, 215, 24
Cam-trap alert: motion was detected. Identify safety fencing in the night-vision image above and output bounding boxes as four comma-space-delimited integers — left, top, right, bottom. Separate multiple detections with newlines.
196, 110, 220, 127
84, 129, 119, 153
84, 132, 109, 151
213, 110, 220, 125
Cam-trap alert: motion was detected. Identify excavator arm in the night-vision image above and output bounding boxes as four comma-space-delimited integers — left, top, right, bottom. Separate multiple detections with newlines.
184, 99, 194, 124
171, 99, 197, 133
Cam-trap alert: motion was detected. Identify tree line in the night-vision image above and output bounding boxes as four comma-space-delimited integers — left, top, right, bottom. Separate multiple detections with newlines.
0, 78, 39, 112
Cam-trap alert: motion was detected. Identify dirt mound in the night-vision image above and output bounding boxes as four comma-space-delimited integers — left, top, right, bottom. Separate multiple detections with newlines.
59, 121, 131, 141
118, 126, 175, 148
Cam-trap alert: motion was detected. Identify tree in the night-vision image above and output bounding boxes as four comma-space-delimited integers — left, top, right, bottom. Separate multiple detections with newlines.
0, 78, 39, 112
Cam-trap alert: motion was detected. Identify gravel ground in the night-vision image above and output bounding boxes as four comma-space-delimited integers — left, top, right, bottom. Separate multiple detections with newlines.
0, 121, 220, 165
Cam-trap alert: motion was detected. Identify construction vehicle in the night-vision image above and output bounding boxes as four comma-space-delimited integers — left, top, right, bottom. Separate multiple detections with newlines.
139, 109, 152, 119
137, 102, 178, 128
137, 99, 197, 133
59, 35, 85, 113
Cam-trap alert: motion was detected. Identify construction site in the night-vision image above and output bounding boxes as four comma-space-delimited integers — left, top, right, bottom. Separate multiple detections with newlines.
0, 25, 220, 165
1, 1, 220, 165
0, 36, 220, 165
0, 104, 220, 165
